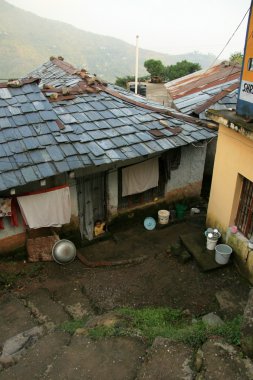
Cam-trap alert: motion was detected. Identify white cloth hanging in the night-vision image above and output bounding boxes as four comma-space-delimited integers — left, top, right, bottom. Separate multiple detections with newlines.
17, 186, 71, 229
122, 157, 159, 197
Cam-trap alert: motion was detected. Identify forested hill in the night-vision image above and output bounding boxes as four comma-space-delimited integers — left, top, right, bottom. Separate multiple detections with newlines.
0, 0, 216, 82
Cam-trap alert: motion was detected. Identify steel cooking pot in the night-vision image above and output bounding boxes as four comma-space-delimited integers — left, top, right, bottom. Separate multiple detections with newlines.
52, 239, 76, 264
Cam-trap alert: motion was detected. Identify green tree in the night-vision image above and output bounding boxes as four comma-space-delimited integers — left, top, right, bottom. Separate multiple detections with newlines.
229, 52, 243, 65
165, 60, 201, 81
144, 59, 165, 80
115, 75, 135, 88
115, 75, 149, 89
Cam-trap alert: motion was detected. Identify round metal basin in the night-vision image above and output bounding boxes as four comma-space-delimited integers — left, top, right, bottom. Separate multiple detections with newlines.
52, 239, 76, 265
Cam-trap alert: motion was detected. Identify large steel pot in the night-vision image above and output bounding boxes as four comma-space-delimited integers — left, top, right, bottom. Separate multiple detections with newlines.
52, 239, 76, 264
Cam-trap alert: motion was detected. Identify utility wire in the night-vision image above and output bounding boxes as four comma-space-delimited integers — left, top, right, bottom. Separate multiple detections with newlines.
209, 6, 250, 68
168, 6, 250, 95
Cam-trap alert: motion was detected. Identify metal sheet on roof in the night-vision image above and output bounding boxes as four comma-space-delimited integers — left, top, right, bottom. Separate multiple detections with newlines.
166, 62, 241, 116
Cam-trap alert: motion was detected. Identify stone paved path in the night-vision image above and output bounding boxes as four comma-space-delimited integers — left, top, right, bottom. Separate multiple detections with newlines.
0, 282, 253, 380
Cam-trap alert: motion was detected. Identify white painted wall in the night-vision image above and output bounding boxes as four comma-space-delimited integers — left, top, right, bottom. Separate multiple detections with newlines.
107, 169, 118, 217
165, 145, 206, 193
69, 178, 78, 217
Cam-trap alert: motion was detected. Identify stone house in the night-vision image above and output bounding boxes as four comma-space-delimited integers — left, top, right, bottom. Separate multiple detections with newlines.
0, 58, 216, 254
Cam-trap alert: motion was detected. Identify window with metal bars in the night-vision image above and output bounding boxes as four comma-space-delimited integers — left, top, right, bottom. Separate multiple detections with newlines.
235, 177, 253, 239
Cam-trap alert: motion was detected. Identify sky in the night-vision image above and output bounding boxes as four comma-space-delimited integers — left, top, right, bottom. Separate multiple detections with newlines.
7, 0, 252, 60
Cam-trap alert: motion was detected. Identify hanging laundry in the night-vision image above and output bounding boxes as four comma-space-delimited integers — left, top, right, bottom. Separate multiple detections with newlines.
122, 157, 159, 197
0, 198, 12, 217
10, 198, 19, 227
17, 186, 71, 229
161, 148, 181, 182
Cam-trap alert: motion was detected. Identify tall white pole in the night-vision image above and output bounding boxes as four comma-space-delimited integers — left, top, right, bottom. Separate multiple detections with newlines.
134, 35, 139, 95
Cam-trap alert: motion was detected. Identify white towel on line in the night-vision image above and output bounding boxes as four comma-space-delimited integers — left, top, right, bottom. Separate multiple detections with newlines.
17, 187, 71, 229
122, 157, 159, 197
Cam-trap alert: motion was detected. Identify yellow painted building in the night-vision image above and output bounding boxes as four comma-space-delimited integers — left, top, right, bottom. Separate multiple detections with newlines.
207, 1, 253, 284
207, 110, 253, 283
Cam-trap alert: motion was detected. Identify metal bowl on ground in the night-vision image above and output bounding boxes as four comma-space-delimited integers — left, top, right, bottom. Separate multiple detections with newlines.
52, 239, 76, 264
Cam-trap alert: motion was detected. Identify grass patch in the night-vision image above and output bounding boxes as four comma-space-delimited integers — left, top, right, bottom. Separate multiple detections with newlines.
88, 326, 116, 339
87, 307, 243, 348
59, 318, 89, 334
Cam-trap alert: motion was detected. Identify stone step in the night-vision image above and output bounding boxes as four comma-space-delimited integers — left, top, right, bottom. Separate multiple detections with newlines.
24, 288, 70, 326
180, 232, 226, 271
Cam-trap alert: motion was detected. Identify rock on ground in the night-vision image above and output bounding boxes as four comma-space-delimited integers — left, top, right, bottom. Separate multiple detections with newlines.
202, 312, 224, 327
0, 332, 70, 379
199, 337, 253, 379
1, 326, 43, 360
215, 289, 247, 317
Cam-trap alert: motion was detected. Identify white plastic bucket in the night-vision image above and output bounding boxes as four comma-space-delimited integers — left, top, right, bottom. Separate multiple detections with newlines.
158, 210, 170, 224
215, 244, 232, 265
206, 237, 218, 251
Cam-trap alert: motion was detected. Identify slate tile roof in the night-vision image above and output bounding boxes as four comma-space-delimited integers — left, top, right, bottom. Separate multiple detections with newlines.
165, 62, 241, 118
0, 59, 217, 192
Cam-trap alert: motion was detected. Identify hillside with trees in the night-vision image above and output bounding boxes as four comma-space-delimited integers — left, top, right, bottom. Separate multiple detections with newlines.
0, 0, 216, 82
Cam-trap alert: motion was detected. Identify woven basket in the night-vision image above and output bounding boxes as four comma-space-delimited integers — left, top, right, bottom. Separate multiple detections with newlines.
26, 230, 60, 262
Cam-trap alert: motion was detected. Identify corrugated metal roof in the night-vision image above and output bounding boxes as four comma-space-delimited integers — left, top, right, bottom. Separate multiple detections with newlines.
0, 59, 217, 192
165, 62, 241, 117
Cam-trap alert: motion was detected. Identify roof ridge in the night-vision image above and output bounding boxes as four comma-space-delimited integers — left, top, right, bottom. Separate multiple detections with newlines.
104, 87, 217, 130
0, 77, 40, 89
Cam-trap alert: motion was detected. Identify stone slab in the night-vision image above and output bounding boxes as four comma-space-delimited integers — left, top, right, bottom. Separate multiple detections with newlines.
0, 294, 36, 345
136, 337, 194, 380
0, 332, 70, 379
24, 288, 69, 325
180, 232, 226, 271
45, 336, 145, 380
52, 284, 93, 319
200, 337, 253, 379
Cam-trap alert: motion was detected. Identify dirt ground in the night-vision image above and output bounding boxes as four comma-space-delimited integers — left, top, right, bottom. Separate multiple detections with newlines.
0, 218, 250, 315
0, 216, 252, 379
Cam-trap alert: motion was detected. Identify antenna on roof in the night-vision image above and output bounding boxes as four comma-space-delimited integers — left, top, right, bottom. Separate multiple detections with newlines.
134, 35, 139, 95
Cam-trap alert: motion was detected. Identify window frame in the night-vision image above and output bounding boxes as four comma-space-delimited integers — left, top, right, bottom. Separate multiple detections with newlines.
235, 177, 253, 238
